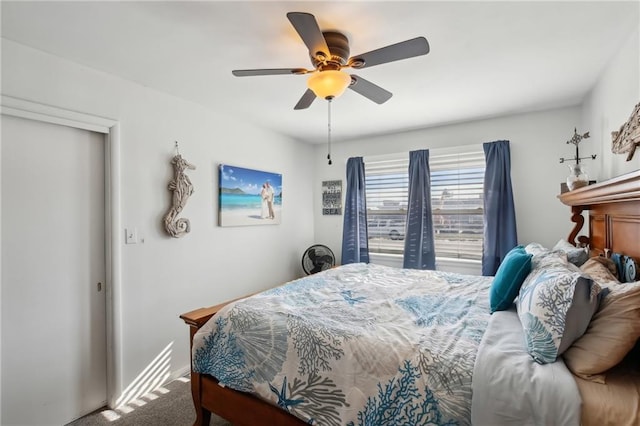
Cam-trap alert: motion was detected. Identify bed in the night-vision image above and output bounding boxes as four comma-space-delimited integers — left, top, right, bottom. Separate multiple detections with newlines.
181, 169, 640, 426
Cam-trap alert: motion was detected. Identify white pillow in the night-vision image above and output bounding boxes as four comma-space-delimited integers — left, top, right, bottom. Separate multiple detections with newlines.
553, 239, 589, 267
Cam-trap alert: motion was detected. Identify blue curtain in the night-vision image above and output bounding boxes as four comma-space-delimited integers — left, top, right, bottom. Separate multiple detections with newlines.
403, 150, 436, 270
341, 157, 370, 264
482, 140, 518, 276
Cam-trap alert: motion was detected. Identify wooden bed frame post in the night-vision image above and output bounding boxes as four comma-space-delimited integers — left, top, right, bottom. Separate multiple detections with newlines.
181, 307, 218, 426
568, 205, 585, 246
190, 344, 212, 425
191, 372, 211, 426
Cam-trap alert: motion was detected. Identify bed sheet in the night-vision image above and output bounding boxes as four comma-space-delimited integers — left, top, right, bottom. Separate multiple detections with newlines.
192, 263, 492, 425
471, 308, 582, 426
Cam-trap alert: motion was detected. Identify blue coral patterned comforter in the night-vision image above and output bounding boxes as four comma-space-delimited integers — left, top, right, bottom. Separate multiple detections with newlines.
192, 263, 492, 426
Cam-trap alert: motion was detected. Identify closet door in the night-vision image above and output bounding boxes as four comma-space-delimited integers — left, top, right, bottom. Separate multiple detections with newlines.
1, 114, 107, 425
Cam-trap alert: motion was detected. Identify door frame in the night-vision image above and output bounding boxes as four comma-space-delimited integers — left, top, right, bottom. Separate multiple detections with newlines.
1, 95, 123, 408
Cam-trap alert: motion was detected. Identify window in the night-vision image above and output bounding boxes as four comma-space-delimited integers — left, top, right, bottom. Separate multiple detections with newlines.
365, 147, 485, 262
430, 150, 485, 261
365, 156, 408, 256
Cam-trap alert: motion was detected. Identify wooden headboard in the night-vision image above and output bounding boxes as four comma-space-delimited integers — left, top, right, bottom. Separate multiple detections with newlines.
558, 169, 640, 263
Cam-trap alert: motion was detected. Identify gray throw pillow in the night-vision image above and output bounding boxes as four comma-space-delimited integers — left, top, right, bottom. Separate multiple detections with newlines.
553, 239, 589, 267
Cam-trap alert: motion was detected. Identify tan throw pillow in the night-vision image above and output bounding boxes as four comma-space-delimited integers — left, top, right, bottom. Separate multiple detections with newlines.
563, 281, 640, 383
580, 257, 620, 287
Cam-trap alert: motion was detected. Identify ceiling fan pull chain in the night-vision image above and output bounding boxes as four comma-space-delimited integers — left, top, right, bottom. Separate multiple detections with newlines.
327, 99, 333, 165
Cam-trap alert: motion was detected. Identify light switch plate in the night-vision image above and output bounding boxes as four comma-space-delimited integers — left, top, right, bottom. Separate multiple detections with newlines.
125, 228, 138, 244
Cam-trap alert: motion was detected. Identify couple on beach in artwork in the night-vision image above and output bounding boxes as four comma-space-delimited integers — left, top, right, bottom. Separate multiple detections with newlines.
218, 164, 281, 226
260, 181, 276, 219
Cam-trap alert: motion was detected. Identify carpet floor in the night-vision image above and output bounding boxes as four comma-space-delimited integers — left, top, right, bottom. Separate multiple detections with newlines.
67, 377, 232, 426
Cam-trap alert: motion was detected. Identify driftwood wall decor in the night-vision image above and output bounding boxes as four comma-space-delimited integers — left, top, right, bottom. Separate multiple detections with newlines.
611, 101, 640, 161
164, 144, 196, 238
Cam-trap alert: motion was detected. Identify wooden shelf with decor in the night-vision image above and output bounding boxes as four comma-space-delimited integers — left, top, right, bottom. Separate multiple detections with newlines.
558, 169, 640, 256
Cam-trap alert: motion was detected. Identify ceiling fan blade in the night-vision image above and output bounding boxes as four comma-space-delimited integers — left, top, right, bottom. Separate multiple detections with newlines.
348, 37, 430, 69
294, 89, 317, 110
232, 68, 308, 77
287, 12, 330, 60
348, 75, 393, 104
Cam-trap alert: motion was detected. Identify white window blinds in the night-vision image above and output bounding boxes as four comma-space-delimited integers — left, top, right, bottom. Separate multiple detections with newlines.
430, 150, 485, 261
365, 157, 409, 255
364, 147, 485, 261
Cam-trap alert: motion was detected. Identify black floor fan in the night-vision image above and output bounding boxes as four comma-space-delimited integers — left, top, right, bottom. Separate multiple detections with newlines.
302, 244, 335, 275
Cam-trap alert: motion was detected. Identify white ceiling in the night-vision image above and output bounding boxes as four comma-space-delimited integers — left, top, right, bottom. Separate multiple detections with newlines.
1, 1, 638, 144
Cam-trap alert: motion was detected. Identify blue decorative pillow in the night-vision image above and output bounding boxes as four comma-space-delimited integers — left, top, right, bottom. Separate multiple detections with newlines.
516, 252, 603, 364
489, 246, 532, 313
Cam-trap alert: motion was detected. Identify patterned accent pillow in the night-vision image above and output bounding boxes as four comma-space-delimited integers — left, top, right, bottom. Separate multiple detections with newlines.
580, 257, 620, 287
516, 252, 603, 364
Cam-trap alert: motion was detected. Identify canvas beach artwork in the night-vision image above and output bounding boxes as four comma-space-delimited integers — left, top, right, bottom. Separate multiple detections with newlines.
218, 164, 282, 226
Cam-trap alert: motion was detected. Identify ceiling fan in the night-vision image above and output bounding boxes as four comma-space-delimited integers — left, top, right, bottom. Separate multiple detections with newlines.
232, 12, 430, 110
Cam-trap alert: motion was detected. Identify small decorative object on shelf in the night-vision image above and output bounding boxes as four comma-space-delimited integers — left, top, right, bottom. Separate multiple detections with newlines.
567, 163, 589, 191
559, 128, 596, 191
611, 101, 640, 161
164, 141, 196, 238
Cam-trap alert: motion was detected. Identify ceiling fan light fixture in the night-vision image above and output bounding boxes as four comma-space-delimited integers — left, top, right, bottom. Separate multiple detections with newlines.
307, 70, 351, 100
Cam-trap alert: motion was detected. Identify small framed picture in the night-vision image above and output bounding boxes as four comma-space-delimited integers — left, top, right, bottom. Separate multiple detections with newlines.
322, 180, 342, 215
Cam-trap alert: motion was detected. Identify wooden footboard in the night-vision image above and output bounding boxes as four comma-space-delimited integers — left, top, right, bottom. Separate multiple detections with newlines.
180, 299, 307, 426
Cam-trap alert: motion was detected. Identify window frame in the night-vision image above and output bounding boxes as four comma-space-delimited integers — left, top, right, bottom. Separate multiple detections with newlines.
364, 146, 485, 269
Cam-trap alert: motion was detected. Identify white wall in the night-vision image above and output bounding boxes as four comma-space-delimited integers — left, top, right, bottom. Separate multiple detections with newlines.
313, 106, 584, 263
581, 23, 640, 180
1, 39, 315, 402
